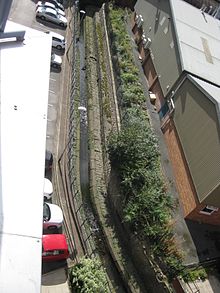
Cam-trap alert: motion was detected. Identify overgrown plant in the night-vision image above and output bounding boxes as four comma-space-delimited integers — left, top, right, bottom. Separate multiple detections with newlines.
108, 3, 187, 280
69, 257, 109, 293
109, 5, 145, 106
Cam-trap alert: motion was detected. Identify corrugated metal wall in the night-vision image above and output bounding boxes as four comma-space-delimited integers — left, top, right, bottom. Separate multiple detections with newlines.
173, 78, 220, 205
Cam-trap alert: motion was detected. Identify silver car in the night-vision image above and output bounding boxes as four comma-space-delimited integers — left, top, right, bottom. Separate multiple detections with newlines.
36, 7, 67, 27
36, 1, 65, 17
45, 31, 66, 50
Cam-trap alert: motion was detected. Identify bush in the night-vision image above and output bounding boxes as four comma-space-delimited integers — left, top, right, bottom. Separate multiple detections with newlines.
69, 257, 108, 293
108, 3, 187, 281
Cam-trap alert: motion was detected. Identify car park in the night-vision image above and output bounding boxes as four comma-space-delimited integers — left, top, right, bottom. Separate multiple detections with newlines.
44, 0, 64, 10
43, 202, 63, 229
36, 7, 67, 27
51, 53, 62, 68
43, 178, 53, 200
45, 150, 53, 171
42, 234, 69, 261
36, 1, 65, 16
45, 31, 66, 50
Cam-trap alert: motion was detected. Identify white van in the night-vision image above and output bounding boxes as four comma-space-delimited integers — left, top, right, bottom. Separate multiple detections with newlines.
45, 31, 66, 50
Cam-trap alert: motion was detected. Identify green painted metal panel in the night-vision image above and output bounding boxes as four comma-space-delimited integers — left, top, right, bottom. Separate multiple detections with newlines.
174, 79, 220, 204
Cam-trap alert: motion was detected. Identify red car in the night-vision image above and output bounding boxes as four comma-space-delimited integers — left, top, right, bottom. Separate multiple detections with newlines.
42, 234, 69, 261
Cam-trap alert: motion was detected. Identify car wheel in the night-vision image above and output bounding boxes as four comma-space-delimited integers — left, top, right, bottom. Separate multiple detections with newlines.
40, 16, 46, 21
56, 45, 62, 50
59, 22, 64, 27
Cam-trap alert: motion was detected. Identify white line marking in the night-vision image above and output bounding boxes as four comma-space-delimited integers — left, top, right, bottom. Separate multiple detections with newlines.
49, 90, 55, 94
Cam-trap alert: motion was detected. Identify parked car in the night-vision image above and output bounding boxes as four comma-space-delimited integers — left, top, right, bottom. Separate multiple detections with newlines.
42, 234, 69, 261
45, 150, 53, 170
51, 53, 62, 69
36, 1, 65, 16
45, 31, 66, 50
44, 178, 53, 200
43, 202, 63, 229
44, 0, 64, 10
36, 7, 67, 27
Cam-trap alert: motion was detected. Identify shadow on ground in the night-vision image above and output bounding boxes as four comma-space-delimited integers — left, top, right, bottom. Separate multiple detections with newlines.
186, 219, 220, 263
42, 264, 68, 285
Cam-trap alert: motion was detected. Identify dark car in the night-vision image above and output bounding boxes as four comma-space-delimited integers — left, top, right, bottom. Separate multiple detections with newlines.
45, 150, 53, 170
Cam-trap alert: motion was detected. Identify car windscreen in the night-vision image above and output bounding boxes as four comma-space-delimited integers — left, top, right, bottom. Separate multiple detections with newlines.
43, 203, 51, 221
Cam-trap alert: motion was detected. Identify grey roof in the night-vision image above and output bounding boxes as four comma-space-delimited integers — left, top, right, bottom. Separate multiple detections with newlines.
170, 0, 220, 87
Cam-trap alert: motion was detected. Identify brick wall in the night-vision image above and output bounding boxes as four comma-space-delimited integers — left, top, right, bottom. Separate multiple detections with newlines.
162, 118, 198, 217
187, 203, 220, 226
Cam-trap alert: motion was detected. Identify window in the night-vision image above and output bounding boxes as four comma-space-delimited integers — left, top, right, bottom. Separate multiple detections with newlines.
200, 205, 218, 215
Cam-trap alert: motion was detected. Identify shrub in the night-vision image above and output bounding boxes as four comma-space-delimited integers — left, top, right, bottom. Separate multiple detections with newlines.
107, 3, 187, 281
69, 257, 108, 293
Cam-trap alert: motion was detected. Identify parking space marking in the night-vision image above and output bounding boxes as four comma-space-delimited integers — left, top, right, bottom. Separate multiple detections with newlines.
32, 23, 45, 30
48, 104, 54, 107
49, 78, 57, 82
49, 89, 55, 94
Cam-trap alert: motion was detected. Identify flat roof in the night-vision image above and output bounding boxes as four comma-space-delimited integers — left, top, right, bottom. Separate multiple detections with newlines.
0, 21, 51, 292
170, 0, 220, 87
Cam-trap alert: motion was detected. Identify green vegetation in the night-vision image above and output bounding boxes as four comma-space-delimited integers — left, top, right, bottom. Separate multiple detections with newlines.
69, 257, 109, 292
107, 3, 187, 281
182, 266, 208, 282
109, 6, 145, 106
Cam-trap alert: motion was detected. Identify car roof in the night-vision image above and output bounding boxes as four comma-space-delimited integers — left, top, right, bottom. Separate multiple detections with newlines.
42, 234, 68, 250
44, 178, 53, 194
46, 31, 65, 41
43, 7, 57, 15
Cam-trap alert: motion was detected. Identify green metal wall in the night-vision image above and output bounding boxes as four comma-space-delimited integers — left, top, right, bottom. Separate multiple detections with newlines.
135, 0, 181, 97
173, 79, 220, 205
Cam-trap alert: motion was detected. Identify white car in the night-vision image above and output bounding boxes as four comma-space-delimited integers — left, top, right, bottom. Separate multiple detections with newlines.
36, 1, 65, 16
51, 53, 62, 68
46, 0, 64, 10
36, 7, 67, 27
45, 31, 66, 50
43, 178, 53, 200
43, 202, 63, 229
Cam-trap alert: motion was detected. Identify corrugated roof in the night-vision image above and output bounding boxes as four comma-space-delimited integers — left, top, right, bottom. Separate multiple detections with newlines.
170, 0, 220, 87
